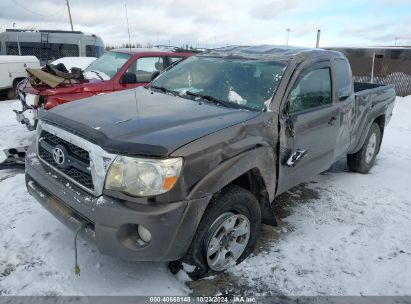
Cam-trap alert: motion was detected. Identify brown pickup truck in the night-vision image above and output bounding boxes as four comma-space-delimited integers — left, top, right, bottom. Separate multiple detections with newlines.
25, 45, 395, 279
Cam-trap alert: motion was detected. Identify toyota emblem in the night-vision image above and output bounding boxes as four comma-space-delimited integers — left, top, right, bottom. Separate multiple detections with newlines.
52, 147, 65, 166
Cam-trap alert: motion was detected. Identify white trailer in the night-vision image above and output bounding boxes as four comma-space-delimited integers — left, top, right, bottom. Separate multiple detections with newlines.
0, 55, 40, 99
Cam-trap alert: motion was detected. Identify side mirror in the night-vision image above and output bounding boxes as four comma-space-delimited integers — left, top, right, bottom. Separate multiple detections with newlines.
120, 72, 137, 84
337, 86, 352, 101
151, 71, 160, 82
339, 95, 349, 101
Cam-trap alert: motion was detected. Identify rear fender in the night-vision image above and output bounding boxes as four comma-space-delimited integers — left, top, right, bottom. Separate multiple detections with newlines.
350, 112, 386, 154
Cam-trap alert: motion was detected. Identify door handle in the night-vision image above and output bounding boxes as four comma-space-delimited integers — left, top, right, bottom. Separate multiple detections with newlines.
328, 116, 337, 125
286, 149, 307, 167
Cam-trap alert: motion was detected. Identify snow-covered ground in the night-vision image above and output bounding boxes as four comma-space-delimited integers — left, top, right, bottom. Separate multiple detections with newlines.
0, 96, 410, 296
0, 100, 34, 163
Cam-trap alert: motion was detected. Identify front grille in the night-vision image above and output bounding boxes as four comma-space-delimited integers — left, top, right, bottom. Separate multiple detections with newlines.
39, 131, 94, 190
42, 131, 90, 162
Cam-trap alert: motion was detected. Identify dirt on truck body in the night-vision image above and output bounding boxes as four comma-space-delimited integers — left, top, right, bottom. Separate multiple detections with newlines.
25, 45, 395, 279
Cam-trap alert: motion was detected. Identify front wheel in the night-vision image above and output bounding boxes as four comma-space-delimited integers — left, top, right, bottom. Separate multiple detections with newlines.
179, 184, 261, 280
347, 122, 381, 173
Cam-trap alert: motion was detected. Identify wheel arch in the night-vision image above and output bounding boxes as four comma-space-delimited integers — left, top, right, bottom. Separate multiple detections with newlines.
12, 77, 26, 89
373, 114, 385, 153
350, 113, 386, 154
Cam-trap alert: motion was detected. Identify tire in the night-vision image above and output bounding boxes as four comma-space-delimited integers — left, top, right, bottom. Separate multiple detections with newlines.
8, 79, 22, 100
347, 122, 381, 173
7, 88, 16, 100
178, 184, 261, 280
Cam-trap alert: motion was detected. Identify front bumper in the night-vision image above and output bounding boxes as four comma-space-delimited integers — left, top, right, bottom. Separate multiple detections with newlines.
25, 144, 211, 261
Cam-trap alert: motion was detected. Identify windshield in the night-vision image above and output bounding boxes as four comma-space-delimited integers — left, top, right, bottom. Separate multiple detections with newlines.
151, 56, 286, 110
84, 51, 131, 80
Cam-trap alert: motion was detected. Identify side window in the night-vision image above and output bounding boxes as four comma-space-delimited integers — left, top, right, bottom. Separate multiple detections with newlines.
133, 57, 164, 82
334, 58, 352, 98
288, 67, 332, 114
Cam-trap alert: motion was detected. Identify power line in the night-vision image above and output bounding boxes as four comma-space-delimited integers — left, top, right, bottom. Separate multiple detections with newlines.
10, 0, 50, 17
10, 0, 65, 19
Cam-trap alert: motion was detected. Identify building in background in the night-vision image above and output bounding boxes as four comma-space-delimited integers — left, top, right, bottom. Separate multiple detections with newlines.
327, 47, 411, 96
0, 29, 105, 65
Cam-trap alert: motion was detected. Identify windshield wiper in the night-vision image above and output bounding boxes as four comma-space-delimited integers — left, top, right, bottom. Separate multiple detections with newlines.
150, 85, 178, 96
90, 70, 104, 80
184, 91, 246, 110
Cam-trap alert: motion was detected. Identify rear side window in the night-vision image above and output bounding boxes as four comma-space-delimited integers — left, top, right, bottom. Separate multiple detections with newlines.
288, 68, 332, 114
334, 58, 352, 96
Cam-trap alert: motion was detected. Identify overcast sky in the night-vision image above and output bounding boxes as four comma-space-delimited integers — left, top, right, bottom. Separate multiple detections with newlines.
0, 0, 410, 48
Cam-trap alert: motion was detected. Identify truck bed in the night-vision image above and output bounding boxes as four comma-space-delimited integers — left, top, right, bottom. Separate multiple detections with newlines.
349, 82, 396, 154
354, 82, 394, 96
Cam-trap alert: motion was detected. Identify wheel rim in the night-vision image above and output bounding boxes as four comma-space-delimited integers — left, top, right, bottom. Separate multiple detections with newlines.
205, 212, 250, 272
365, 132, 377, 164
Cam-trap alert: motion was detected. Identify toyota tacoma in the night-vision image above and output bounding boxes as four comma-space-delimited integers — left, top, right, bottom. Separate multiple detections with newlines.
25, 46, 396, 279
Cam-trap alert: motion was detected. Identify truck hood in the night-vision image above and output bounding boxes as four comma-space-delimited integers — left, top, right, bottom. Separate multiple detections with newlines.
20, 78, 102, 96
41, 87, 260, 157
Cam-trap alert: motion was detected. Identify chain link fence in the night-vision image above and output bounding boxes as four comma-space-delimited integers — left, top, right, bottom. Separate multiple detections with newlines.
328, 47, 411, 96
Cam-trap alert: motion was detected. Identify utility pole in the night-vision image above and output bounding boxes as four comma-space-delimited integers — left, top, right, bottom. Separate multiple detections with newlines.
394, 37, 398, 46
66, 0, 74, 31
316, 29, 321, 48
286, 28, 291, 46
125, 4, 131, 48
371, 51, 375, 83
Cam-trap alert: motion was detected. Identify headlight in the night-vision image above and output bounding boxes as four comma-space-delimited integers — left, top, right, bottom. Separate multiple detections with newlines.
105, 156, 183, 197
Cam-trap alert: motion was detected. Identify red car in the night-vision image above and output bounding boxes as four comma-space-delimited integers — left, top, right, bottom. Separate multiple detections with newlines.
15, 48, 197, 130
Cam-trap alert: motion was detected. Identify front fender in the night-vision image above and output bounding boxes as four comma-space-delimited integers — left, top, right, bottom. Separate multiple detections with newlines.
187, 146, 276, 202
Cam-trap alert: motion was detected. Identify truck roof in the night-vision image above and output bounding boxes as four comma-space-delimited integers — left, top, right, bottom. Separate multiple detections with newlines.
0, 55, 39, 64
203, 45, 344, 62
113, 47, 198, 55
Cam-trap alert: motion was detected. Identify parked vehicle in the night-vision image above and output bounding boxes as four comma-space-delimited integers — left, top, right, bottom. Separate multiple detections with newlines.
0, 29, 104, 65
0, 55, 40, 99
25, 46, 395, 279
15, 48, 197, 130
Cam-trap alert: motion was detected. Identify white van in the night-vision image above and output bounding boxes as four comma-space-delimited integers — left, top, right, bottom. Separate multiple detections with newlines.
0, 55, 40, 99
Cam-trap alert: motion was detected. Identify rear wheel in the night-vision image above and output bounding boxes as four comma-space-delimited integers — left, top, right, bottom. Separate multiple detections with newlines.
8, 78, 23, 100
347, 122, 381, 173
178, 184, 261, 280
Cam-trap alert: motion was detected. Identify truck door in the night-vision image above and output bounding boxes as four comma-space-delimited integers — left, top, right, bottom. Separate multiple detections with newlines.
276, 62, 340, 194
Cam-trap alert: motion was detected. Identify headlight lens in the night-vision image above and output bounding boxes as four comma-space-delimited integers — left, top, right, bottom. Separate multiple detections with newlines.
105, 156, 183, 197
